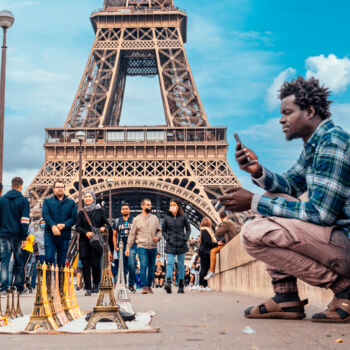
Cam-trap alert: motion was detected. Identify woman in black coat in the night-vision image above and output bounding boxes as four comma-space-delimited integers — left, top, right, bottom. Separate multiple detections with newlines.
75, 190, 112, 296
198, 216, 224, 291
162, 198, 191, 294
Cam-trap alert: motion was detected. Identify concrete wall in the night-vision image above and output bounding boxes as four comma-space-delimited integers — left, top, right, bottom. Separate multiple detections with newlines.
208, 235, 333, 307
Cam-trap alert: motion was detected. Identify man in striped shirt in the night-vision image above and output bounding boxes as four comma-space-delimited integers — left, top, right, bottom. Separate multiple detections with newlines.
220, 77, 350, 323
0, 177, 30, 294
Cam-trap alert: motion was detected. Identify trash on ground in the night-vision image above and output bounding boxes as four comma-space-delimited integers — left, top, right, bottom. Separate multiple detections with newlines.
242, 326, 256, 334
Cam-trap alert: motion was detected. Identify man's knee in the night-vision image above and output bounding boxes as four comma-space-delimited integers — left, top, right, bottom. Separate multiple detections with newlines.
241, 218, 269, 247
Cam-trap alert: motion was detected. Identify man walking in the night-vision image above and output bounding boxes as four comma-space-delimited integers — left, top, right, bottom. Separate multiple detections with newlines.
220, 77, 350, 323
0, 177, 30, 294
126, 198, 161, 294
42, 180, 77, 266
113, 202, 137, 292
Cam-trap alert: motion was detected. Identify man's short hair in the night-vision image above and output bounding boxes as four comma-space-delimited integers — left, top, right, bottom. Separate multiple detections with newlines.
12, 177, 23, 189
121, 201, 129, 208
279, 76, 332, 120
53, 180, 65, 188
141, 198, 152, 205
219, 210, 229, 219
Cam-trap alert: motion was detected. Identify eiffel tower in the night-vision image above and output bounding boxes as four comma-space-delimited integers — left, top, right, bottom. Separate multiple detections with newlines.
26, 0, 240, 228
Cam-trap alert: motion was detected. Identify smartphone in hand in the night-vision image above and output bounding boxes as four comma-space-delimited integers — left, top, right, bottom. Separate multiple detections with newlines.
234, 133, 251, 164
214, 201, 223, 211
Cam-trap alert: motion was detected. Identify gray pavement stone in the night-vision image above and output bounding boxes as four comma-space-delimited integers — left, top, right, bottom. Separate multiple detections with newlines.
0, 288, 349, 349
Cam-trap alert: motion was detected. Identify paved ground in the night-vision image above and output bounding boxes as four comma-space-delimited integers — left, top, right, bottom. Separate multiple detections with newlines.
0, 287, 349, 350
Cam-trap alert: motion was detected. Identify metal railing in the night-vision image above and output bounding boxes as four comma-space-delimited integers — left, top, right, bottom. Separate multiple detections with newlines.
45, 127, 227, 145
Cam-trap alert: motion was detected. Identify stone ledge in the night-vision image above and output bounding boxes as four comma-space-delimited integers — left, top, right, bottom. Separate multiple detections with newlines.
208, 235, 333, 307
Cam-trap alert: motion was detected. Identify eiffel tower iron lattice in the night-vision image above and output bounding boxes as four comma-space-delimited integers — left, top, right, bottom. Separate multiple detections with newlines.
26, 0, 242, 230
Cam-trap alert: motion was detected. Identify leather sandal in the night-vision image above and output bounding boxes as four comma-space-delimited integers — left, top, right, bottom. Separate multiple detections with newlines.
312, 297, 350, 323
245, 297, 308, 319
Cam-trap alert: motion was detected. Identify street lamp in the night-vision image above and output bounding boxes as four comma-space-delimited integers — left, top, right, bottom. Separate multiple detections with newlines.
76, 131, 86, 211
0, 10, 15, 183
107, 178, 114, 225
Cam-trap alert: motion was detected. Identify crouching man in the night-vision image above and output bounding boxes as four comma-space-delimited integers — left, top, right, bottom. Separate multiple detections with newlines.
220, 77, 350, 323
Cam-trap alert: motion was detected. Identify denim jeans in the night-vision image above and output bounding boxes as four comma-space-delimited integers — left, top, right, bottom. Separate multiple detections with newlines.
138, 248, 157, 288
166, 253, 186, 280
128, 245, 137, 288
30, 255, 45, 288
0, 237, 26, 292
44, 234, 70, 267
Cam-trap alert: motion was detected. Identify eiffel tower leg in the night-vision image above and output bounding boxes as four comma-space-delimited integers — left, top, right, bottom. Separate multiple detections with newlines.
154, 27, 208, 127
109, 63, 127, 126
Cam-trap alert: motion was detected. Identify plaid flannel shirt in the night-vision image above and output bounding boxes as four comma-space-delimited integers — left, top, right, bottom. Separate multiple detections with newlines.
251, 119, 350, 238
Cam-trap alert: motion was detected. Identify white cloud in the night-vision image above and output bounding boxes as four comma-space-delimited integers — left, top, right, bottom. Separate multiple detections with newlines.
0, 0, 39, 10
266, 67, 296, 110
306, 54, 350, 93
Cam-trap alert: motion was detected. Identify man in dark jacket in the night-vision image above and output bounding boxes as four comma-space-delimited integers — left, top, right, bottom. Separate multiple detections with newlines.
0, 177, 30, 294
42, 180, 77, 266
204, 210, 240, 280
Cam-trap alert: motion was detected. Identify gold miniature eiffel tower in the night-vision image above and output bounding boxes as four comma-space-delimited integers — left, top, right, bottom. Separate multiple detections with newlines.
40, 262, 59, 329
85, 229, 127, 330
61, 266, 75, 321
115, 241, 135, 315
54, 265, 69, 326
15, 292, 23, 318
4, 293, 11, 319
10, 291, 17, 319
25, 263, 57, 331
47, 265, 63, 327
69, 267, 82, 319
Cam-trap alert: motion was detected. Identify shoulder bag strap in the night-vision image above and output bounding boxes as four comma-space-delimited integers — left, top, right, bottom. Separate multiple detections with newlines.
82, 209, 93, 229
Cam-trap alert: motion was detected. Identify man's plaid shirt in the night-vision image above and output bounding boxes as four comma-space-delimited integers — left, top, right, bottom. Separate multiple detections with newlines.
251, 119, 350, 237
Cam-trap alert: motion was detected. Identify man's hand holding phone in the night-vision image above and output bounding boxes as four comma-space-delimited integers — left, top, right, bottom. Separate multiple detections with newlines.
217, 133, 260, 213
234, 133, 262, 178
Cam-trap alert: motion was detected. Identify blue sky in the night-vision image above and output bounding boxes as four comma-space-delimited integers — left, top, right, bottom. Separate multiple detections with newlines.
1, 0, 350, 194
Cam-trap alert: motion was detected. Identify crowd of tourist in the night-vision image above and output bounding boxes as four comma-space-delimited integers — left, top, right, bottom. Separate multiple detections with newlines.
0, 176, 239, 296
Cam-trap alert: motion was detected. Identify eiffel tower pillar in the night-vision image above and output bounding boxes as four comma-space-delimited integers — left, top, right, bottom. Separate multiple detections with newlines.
26, 0, 241, 230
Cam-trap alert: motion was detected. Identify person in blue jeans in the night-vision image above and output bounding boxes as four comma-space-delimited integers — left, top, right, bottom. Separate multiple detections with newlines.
0, 177, 30, 294
126, 199, 162, 294
42, 180, 77, 267
162, 199, 191, 294
112, 202, 137, 292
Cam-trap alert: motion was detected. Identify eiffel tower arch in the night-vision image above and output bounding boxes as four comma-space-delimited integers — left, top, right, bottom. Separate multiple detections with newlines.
26, 0, 241, 229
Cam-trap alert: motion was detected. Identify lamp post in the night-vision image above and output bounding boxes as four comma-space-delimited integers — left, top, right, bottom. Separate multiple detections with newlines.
0, 10, 15, 183
107, 178, 114, 226
76, 131, 86, 211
